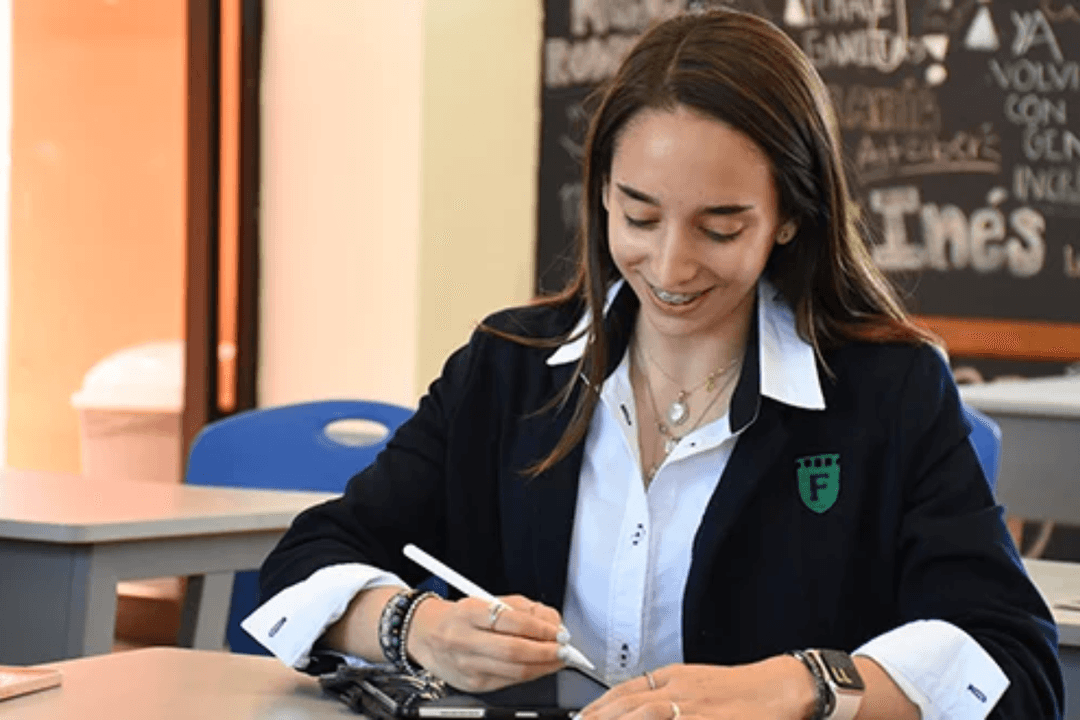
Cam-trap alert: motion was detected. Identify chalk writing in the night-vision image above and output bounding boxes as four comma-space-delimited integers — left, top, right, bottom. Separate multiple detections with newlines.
801, 27, 917, 70
829, 80, 942, 132
1065, 245, 1080, 278
785, 0, 897, 26
546, 0, 685, 87
1014, 165, 1080, 203
854, 124, 1001, 182
869, 185, 1047, 277
1013, 9, 1065, 62
569, 0, 682, 36
1005, 94, 1068, 126
988, 58, 1080, 92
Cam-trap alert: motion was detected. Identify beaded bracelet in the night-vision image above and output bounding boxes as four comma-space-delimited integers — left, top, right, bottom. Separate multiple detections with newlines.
788, 650, 829, 720
378, 589, 437, 675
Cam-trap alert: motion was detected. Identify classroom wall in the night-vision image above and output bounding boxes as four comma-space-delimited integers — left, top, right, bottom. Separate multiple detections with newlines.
6, 1, 186, 473
258, 0, 424, 408
259, 0, 541, 407
416, 1, 542, 390
5, 0, 544, 471
0, 0, 11, 468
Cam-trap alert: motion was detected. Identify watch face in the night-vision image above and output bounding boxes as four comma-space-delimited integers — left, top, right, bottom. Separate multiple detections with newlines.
819, 650, 866, 692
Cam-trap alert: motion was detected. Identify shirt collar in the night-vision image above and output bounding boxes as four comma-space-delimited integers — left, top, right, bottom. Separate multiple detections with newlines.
545, 279, 825, 412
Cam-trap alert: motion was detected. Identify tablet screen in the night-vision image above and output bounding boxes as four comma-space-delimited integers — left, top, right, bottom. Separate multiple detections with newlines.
420, 667, 610, 716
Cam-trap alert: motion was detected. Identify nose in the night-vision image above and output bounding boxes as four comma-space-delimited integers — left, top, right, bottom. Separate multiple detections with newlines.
652, 224, 698, 288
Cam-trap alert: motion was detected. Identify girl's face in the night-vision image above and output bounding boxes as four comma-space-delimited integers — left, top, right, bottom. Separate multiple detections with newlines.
604, 105, 792, 344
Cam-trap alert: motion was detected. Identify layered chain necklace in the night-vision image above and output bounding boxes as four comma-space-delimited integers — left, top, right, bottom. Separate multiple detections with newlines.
636, 344, 742, 482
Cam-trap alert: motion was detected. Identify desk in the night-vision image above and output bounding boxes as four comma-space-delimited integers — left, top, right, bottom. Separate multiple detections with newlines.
959, 375, 1080, 524
0, 470, 334, 665
1026, 558, 1080, 720
1, 647, 340, 719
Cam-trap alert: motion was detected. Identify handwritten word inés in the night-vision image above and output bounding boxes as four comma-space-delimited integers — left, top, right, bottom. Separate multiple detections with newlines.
829, 81, 941, 133
869, 186, 1046, 277
854, 126, 1001, 182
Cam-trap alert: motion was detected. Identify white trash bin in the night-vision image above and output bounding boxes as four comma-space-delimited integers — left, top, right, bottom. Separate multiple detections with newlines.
71, 341, 184, 485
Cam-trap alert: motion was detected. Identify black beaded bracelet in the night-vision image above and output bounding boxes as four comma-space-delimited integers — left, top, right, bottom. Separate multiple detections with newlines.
788, 650, 829, 720
378, 589, 437, 675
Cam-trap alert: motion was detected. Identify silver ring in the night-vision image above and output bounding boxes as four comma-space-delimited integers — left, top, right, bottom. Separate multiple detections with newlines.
643, 670, 657, 691
488, 601, 509, 629
670, 701, 681, 720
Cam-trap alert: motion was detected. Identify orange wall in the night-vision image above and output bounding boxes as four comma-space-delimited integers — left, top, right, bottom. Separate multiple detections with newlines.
7, 1, 186, 471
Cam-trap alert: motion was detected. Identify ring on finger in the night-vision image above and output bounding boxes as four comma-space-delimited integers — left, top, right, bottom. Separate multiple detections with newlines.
670, 701, 681, 720
643, 670, 657, 691
488, 601, 509, 630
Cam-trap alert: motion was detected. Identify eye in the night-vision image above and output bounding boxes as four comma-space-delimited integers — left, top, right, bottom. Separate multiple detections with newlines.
624, 214, 657, 229
702, 227, 742, 243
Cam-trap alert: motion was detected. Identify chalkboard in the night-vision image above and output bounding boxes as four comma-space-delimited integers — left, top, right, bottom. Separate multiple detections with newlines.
535, 0, 1080, 361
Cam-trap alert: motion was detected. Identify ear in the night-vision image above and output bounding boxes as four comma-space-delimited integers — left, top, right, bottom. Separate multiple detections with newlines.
602, 178, 610, 212
776, 222, 797, 245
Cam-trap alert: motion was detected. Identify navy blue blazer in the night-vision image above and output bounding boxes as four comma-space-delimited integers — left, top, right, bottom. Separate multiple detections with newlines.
261, 287, 1063, 718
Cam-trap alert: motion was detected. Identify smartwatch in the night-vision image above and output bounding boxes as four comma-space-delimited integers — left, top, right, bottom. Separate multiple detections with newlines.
803, 649, 865, 720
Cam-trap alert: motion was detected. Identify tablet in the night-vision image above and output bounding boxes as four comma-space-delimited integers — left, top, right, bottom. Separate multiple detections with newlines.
413, 667, 610, 719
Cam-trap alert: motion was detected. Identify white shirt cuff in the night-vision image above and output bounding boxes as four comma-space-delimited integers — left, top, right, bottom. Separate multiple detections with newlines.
240, 563, 407, 668
855, 619, 1009, 720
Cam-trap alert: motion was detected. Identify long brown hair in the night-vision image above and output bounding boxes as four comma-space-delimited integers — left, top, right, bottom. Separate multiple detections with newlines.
488, 8, 936, 476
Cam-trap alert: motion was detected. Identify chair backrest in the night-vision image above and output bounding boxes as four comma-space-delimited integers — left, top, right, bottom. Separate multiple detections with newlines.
962, 402, 1002, 492
186, 399, 413, 493
185, 399, 413, 654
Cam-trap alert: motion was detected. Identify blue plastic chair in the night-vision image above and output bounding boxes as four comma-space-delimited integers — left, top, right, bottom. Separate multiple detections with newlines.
185, 399, 414, 655
962, 403, 1002, 492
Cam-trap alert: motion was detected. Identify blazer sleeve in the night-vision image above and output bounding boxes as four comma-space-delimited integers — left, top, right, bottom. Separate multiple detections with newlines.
892, 347, 1064, 719
257, 333, 481, 604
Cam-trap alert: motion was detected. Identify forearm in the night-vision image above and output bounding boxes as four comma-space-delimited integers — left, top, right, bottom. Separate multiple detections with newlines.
774, 655, 919, 720
853, 656, 920, 720
321, 585, 405, 661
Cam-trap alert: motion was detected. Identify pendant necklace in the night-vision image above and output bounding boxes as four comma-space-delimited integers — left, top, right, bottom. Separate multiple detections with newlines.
635, 346, 741, 482
639, 344, 740, 429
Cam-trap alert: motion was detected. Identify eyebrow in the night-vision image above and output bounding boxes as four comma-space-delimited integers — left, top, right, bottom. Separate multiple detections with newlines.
615, 182, 753, 216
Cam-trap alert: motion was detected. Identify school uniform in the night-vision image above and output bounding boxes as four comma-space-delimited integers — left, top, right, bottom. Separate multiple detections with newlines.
247, 280, 1063, 720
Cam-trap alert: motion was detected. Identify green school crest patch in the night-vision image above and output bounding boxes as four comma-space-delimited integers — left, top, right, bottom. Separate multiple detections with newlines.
796, 454, 840, 513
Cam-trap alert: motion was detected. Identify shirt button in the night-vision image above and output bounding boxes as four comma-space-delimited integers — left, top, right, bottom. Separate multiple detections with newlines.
631, 523, 646, 545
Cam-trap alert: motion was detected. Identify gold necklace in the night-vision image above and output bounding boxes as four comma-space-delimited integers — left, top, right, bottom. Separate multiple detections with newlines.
636, 347, 741, 482
638, 343, 740, 428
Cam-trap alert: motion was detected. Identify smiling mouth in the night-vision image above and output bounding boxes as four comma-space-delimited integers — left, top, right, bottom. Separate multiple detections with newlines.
650, 285, 707, 305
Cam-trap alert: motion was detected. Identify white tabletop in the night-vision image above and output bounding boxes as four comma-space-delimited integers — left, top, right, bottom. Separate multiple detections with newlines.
1024, 558, 1080, 647
0, 469, 337, 544
0, 647, 337, 720
959, 374, 1080, 419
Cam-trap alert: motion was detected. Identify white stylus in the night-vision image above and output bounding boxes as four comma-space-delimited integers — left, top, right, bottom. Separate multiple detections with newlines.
403, 543, 597, 672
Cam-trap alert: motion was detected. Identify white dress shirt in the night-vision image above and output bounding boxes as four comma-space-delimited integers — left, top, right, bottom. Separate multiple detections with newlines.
243, 280, 1008, 720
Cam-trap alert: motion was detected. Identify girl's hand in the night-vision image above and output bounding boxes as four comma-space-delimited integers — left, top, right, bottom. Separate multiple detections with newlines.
406, 594, 567, 692
579, 657, 816, 720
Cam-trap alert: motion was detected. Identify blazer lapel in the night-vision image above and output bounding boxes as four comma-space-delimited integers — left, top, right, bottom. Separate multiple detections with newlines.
525, 284, 637, 609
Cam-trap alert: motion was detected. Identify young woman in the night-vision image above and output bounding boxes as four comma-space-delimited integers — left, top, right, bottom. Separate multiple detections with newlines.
244, 9, 1062, 720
